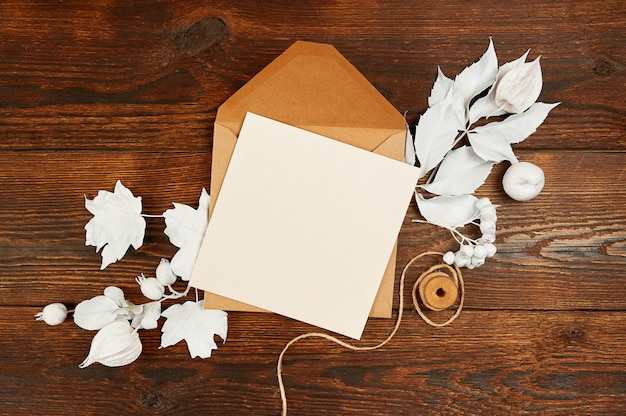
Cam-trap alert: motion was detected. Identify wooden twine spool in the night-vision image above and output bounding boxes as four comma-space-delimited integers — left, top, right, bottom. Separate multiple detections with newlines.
418, 271, 459, 311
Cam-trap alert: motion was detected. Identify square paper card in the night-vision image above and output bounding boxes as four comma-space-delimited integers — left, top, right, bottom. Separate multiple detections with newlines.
190, 112, 420, 339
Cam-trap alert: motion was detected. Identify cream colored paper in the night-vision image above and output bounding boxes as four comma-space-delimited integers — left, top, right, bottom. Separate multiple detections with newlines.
190, 112, 419, 339
204, 41, 408, 318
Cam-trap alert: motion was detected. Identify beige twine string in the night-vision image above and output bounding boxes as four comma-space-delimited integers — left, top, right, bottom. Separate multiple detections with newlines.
276, 251, 465, 415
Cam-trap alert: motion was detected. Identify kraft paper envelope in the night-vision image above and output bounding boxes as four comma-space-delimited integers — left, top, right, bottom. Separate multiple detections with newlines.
191, 112, 419, 339
199, 40, 409, 318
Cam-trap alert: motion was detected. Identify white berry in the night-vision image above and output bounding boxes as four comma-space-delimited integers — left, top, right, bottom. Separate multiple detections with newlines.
502, 161, 545, 201
479, 205, 497, 220
136, 275, 165, 301
460, 244, 474, 258
480, 220, 496, 234
454, 252, 469, 267
443, 251, 456, 265
475, 197, 492, 209
156, 258, 177, 286
484, 243, 497, 257
473, 245, 488, 259
471, 256, 485, 267
35, 303, 68, 326
480, 233, 496, 244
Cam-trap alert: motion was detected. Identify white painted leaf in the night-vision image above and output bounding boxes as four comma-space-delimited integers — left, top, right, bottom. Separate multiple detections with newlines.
160, 300, 228, 359
74, 295, 120, 331
428, 67, 454, 107
79, 320, 142, 368
84, 180, 146, 270
404, 121, 416, 166
468, 50, 530, 124
422, 146, 495, 196
471, 102, 560, 144
415, 193, 479, 228
468, 132, 518, 163
454, 39, 498, 108
163, 188, 210, 281
414, 95, 463, 178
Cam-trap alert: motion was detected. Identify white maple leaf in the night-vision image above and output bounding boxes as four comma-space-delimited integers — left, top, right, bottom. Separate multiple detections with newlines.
415, 193, 479, 228
471, 102, 559, 144
160, 300, 228, 359
421, 146, 494, 196
454, 38, 498, 109
163, 188, 210, 280
468, 132, 518, 163
85, 180, 146, 270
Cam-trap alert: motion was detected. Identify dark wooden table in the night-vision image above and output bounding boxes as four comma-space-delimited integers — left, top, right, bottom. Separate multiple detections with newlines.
2, 1, 625, 415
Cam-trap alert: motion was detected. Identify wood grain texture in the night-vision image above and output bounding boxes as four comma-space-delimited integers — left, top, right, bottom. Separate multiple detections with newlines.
1, 0, 625, 415
2, 309, 625, 415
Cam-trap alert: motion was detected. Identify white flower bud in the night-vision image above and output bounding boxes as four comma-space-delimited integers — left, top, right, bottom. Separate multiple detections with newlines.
136, 275, 165, 301
131, 301, 162, 330
494, 57, 542, 114
35, 303, 68, 326
156, 258, 177, 286
79, 320, 142, 368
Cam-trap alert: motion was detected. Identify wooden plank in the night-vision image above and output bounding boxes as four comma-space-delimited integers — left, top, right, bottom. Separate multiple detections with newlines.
2, 308, 625, 415
0, 1, 623, 150
0, 151, 624, 311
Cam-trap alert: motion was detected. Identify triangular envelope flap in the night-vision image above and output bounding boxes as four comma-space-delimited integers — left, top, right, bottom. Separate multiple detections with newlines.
217, 41, 405, 150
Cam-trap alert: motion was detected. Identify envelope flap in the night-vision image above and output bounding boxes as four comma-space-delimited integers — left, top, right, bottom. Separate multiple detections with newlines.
217, 41, 405, 150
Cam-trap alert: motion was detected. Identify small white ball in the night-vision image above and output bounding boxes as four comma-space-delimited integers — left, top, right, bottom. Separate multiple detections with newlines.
139, 277, 165, 301
443, 251, 456, 265
484, 243, 497, 258
502, 161, 545, 201
460, 244, 474, 258
156, 258, 177, 286
473, 244, 488, 259
35, 303, 68, 326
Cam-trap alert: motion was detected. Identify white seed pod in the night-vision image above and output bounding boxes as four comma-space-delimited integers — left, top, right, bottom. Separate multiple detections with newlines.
156, 258, 177, 286
136, 275, 165, 301
443, 251, 456, 265
494, 57, 542, 114
79, 320, 142, 368
35, 303, 68, 326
